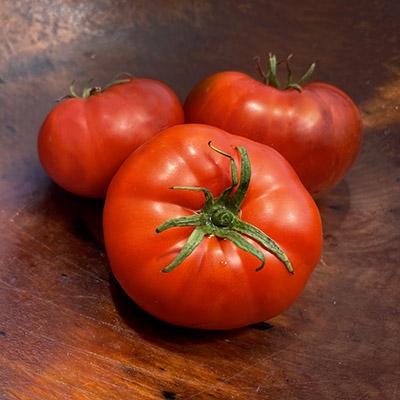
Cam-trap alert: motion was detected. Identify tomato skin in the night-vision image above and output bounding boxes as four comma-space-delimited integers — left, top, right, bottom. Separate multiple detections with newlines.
184, 71, 363, 198
38, 77, 184, 198
103, 123, 322, 330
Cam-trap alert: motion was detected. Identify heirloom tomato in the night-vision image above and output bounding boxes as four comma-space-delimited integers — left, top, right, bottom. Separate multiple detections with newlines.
184, 55, 363, 198
38, 76, 184, 198
103, 123, 322, 330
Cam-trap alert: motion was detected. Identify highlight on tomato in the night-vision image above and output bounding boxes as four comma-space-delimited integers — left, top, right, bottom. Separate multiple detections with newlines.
103, 123, 323, 330
37, 75, 184, 198
184, 54, 363, 198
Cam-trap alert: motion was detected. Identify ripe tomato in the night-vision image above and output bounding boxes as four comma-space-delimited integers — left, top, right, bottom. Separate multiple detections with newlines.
184, 55, 363, 198
38, 76, 184, 198
103, 123, 322, 330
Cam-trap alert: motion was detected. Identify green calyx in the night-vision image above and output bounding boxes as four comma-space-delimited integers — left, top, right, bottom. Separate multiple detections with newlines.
254, 53, 316, 92
155, 142, 294, 275
58, 73, 133, 101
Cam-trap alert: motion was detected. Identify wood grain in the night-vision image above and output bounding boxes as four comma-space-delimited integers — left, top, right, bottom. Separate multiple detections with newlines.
1, 0, 399, 399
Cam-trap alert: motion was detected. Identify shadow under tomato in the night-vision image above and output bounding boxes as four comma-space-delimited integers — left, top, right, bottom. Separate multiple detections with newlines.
316, 177, 351, 242
109, 272, 279, 350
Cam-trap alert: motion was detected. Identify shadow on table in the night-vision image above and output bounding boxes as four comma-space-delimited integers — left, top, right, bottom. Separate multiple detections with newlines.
108, 270, 296, 354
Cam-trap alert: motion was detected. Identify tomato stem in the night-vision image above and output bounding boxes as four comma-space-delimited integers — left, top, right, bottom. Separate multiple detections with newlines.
155, 142, 293, 274
57, 73, 133, 101
254, 53, 316, 92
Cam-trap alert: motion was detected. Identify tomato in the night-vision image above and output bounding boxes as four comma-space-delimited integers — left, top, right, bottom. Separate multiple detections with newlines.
184, 55, 363, 198
38, 76, 184, 198
103, 123, 322, 330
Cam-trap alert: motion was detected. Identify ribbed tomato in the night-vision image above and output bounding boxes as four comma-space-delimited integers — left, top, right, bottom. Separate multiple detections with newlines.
38, 76, 184, 198
103, 124, 322, 330
184, 55, 363, 198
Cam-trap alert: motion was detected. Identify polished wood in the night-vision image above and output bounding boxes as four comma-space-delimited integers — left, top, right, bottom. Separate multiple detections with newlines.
1, 1, 399, 399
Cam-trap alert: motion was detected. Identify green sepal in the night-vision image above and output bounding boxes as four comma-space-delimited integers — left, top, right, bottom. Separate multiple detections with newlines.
255, 53, 316, 92
155, 142, 294, 274
57, 73, 133, 102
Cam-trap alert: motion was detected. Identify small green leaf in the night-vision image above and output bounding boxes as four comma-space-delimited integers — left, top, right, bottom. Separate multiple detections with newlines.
161, 227, 205, 273
254, 53, 316, 91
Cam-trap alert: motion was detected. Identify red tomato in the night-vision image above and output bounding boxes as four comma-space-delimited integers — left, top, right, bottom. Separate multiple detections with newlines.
184, 56, 363, 198
38, 76, 184, 198
103, 124, 322, 330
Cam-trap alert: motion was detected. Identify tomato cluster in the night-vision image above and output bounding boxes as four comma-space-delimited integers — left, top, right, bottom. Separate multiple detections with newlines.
38, 56, 362, 330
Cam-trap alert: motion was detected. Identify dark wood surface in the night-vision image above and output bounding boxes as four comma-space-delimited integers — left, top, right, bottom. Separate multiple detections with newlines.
1, 1, 399, 399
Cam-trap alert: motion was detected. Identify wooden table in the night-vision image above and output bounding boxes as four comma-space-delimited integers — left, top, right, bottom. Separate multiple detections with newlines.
1, 1, 399, 398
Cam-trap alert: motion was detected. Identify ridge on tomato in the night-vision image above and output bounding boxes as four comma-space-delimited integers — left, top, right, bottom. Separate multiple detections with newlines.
103, 123, 323, 330
184, 54, 363, 198
38, 75, 184, 198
